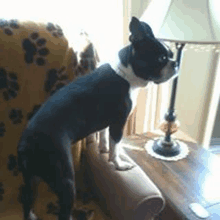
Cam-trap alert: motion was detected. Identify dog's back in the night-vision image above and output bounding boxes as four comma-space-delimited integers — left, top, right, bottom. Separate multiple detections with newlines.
18, 63, 131, 145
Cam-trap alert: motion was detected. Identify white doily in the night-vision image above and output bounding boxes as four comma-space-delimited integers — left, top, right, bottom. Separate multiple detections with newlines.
145, 138, 189, 161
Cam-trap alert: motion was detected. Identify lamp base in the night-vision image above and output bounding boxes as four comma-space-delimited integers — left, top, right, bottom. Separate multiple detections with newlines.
145, 138, 190, 161
153, 138, 180, 157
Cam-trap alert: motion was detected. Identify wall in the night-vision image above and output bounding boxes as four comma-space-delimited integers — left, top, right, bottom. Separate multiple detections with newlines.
175, 49, 220, 147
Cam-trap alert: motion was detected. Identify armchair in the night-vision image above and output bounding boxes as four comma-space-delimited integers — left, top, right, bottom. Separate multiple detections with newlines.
80, 134, 165, 220
1, 20, 165, 220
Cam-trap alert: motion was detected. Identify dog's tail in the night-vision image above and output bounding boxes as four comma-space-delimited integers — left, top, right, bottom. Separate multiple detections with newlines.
7, 153, 20, 176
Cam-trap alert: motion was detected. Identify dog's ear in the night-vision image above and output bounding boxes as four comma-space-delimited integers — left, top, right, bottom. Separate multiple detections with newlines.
129, 17, 145, 42
129, 17, 155, 43
140, 21, 155, 38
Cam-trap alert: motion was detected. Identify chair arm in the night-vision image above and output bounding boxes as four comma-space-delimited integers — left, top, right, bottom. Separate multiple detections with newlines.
84, 139, 165, 220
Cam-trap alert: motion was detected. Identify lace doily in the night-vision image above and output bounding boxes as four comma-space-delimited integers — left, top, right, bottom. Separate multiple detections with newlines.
145, 138, 189, 161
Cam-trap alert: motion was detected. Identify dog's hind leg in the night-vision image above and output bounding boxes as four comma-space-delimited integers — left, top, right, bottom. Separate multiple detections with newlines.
39, 147, 76, 220
19, 133, 76, 220
55, 177, 75, 220
20, 174, 40, 220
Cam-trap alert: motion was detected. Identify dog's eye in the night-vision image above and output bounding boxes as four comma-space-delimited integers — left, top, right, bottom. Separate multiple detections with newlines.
158, 55, 167, 62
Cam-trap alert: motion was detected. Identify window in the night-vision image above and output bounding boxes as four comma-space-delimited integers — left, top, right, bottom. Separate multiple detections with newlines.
2, 0, 123, 64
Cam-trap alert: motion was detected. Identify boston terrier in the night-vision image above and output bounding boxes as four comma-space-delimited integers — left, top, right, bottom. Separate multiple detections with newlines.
17, 17, 178, 220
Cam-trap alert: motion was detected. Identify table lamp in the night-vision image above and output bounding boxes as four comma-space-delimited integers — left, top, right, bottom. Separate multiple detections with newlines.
142, 0, 220, 161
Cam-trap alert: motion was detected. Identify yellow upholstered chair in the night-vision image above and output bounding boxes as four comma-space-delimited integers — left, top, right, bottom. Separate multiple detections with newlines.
0, 19, 100, 219
0, 19, 165, 220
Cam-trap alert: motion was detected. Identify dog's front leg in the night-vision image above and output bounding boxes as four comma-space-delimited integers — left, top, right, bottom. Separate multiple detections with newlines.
98, 127, 109, 153
108, 125, 135, 171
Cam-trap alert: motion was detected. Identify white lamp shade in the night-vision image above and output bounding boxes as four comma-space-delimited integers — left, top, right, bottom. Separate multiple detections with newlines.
141, 0, 220, 44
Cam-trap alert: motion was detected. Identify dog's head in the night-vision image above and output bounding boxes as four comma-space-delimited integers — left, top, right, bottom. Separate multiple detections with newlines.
128, 17, 178, 84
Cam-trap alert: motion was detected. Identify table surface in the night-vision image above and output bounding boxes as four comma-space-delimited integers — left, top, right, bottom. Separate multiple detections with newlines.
122, 132, 220, 220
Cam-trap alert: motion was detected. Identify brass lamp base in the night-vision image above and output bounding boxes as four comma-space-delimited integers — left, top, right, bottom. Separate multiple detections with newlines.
145, 119, 189, 161
152, 138, 181, 157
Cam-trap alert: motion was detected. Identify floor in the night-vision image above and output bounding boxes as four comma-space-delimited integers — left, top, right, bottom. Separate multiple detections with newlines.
0, 200, 108, 220
0, 201, 181, 220
154, 204, 181, 220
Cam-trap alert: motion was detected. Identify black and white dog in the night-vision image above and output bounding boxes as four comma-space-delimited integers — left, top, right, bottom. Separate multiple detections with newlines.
17, 17, 177, 220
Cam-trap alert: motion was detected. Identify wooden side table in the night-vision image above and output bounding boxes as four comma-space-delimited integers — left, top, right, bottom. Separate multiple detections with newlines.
122, 132, 220, 220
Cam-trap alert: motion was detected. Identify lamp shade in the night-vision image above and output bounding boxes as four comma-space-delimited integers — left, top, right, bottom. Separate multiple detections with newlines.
141, 0, 220, 44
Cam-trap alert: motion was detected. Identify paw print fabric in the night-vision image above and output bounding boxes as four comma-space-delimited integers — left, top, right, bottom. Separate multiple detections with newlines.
0, 68, 19, 101
0, 19, 99, 217
22, 32, 49, 65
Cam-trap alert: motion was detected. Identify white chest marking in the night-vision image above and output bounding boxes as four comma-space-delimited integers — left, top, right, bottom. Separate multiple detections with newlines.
110, 55, 149, 114
129, 87, 140, 114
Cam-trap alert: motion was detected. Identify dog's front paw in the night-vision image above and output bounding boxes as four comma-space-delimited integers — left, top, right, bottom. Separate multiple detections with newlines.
115, 159, 135, 171
109, 156, 135, 171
